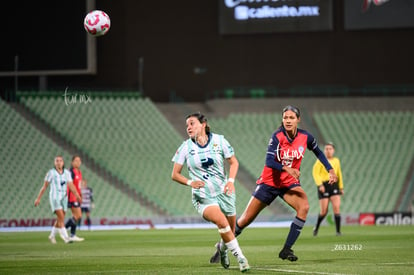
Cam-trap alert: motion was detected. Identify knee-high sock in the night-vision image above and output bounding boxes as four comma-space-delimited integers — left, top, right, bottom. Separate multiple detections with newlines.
50, 226, 57, 237
65, 218, 73, 229
315, 214, 326, 231
235, 221, 243, 237
284, 216, 306, 249
71, 218, 77, 236
334, 214, 341, 233
66, 217, 77, 237
225, 238, 246, 261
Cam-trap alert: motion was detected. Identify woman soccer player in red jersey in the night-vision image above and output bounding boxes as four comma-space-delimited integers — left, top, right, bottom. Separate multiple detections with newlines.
64, 155, 84, 242
226, 106, 337, 261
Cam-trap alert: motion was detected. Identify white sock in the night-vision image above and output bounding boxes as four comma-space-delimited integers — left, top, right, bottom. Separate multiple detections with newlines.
50, 227, 57, 237
59, 227, 69, 239
225, 238, 245, 261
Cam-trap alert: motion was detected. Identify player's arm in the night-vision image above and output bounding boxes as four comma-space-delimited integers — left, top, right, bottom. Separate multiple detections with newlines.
312, 161, 326, 193
171, 162, 204, 189
337, 159, 344, 194
34, 181, 49, 206
90, 188, 94, 202
307, 134, 337, 184
224, 155, 238, 195
68, 181, 82, 203
265, 133, 300, 179
312, 161, 324, 187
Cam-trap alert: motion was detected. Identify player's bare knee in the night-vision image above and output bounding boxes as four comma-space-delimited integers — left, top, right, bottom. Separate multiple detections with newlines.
298, 203, 309, 217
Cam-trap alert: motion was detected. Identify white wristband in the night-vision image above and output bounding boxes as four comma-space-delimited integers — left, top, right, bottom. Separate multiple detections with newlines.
228, 178, 235, 183
186, 179, 193, 186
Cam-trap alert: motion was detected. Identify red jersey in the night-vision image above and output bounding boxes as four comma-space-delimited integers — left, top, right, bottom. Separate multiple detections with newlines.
69, 168, 82, 202
257, 127, 332, 189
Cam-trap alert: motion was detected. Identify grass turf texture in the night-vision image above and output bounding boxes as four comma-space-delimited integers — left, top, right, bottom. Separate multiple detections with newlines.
0, 226, 413, 274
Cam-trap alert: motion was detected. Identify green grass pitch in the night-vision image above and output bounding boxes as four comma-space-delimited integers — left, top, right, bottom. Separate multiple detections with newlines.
0, 226, 413, 274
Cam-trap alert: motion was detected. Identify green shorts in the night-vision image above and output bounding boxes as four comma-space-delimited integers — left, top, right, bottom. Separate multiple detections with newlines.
192, 192, 236, 217
49, 195, 68, 213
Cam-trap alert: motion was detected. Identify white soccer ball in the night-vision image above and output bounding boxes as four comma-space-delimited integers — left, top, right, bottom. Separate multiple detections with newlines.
84, 10, 111, 36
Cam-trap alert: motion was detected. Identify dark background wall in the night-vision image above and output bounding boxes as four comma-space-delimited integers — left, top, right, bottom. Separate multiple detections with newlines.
1, 0, 414, 101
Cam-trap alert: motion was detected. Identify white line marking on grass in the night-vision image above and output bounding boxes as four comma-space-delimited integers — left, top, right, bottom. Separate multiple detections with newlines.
368, 262, 414, 266
255, 267, 359, 275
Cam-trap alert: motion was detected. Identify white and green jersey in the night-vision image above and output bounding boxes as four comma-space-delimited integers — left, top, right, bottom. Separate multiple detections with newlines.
172, 133, 234, 198
45, 168, 72, 201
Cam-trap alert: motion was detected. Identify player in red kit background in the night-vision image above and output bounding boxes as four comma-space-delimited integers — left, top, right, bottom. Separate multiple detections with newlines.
65, 155, 84, 242
219, 105, 337, 262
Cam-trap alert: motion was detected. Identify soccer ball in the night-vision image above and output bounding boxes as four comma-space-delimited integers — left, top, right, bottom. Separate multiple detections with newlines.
84, 10, 111, 36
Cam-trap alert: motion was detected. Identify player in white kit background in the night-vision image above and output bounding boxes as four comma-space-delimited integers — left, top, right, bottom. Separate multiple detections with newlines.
34, 155, 82, 244
171, 113, 250, 272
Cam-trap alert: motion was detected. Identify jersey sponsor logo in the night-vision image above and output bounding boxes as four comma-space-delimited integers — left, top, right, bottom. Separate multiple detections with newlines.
201, 158, 214, 169
276, 143, 305, 167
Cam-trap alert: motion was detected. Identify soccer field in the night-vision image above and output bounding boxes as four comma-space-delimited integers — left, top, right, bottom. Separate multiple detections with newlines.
0, 226, 413, 274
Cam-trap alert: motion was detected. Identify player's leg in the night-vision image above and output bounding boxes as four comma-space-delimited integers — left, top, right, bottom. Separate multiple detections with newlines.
210, 193, 237, 265
48, 198, 59, 244
55, 209, 71, 243
65, 203, 76, 231
313, 197, 329, 236
330, 195, 341, 235
236, 184, 278, 236
210, 214, 236, 264
86, 210, 91, 230
236, 196, 267, 236
69, 206, 84, 241
280, 186, 309, 261
203, 205, 250, 272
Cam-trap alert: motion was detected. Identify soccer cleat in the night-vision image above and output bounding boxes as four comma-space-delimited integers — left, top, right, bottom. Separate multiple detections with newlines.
48, 235, 56, 244
279, 247, 298, 262
69, 235, 85, 242
209, 242, 220, 264
238, 257, 250, 273
336, 232, 342, 236
63, 237, 72, 244
215, 242, 230, 269
313, 227, 318, 237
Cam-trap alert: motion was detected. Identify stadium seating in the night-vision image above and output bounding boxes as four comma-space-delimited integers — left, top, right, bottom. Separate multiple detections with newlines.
0, 98, 157, 220
20, 96, 257, 216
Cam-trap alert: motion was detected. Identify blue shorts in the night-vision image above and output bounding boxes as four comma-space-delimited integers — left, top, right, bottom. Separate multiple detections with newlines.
253, 183, 301, 205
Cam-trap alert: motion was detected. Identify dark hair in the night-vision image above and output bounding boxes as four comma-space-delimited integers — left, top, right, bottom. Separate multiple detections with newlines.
186, 112, 211, 134
280, 105, 301, 128
282, 105, 301, 118
325, 142, 335, 149
72, 155, 81, 162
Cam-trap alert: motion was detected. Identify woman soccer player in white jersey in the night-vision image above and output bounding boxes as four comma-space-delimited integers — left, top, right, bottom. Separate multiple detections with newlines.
34, 156, 82, 243
172, 113, 250, 273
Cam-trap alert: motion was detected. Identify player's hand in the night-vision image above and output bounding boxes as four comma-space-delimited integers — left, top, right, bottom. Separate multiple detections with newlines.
223, 182, 235, 196
77, 195, 83, 204
340, 189, 344, 195
328, 169, 338, 184
284, 166, 300, 180
319, 185, 325, 193
191, 180, 205, 189
34, 198, 40, 207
